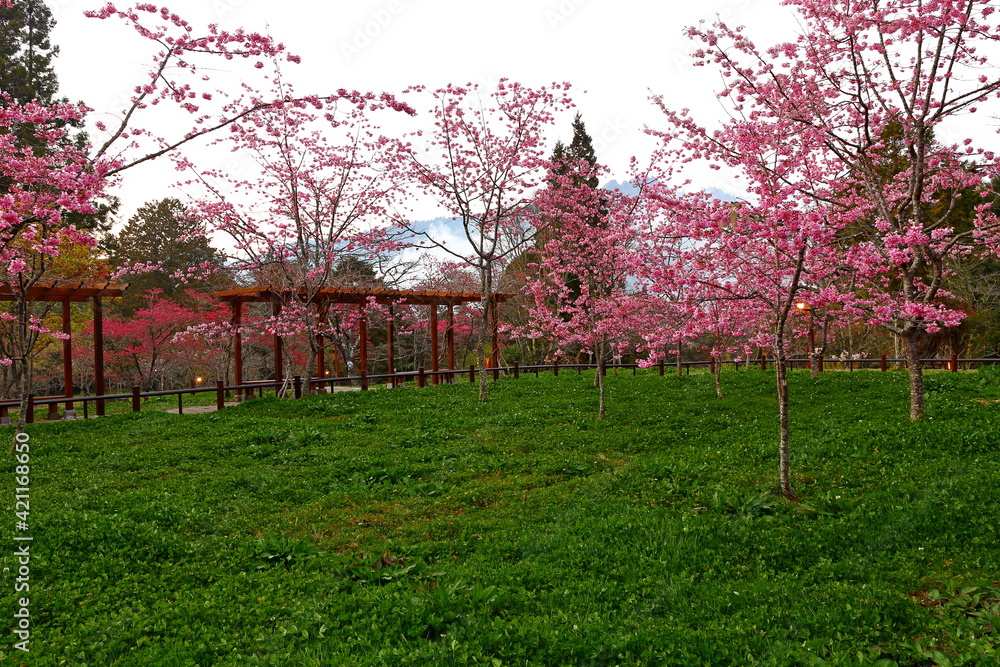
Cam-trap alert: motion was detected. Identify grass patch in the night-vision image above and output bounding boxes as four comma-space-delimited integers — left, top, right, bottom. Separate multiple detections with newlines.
2, 368, 1000, 665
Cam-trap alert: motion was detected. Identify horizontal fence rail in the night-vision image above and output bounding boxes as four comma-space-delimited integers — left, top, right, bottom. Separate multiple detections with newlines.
2, 355, 998, 424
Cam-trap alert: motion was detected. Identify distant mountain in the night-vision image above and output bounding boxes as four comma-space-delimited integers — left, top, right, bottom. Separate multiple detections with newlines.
602, 179, 642, 196
703, 186, 741, 202
407, 216, 463, 235
603, 180, 742, 203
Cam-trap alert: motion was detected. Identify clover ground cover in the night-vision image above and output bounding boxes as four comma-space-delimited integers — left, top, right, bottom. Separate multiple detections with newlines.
3, 368, 999, 665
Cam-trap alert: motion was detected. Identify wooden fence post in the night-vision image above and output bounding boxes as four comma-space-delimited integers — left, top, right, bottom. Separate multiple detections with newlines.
132, 386, 141, 412
470, 365, 476, 382
880, 354, 887, 372
818, 355, 824, 373
417, 367, 426, 388
360, 370, 368, 391
25, 394, 34, 424
951, 353, 958, 372
513, 362, 519, 379
553, 359, 559, 377
293, 375, 302, 399
216, 381, 225, 411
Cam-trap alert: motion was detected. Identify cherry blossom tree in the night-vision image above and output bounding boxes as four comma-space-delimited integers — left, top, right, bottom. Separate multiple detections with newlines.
394, 80, 575, 401
103, 290, 203, 390
0, 100, 104, 423
0, 2, 305, 425
674, 0, 1000, 420
635, 177, 840, 499
522, 158, 662, 419
84, 2, 303, 177
188, 84, 414, 387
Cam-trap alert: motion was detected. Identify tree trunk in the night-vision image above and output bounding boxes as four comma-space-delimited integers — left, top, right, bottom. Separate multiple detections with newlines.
714, 357, 724, 399
775, 352, 796, 500
903, 329, 925, 421
477, 267, 492, 403
597, 340, 607, 420
304, 338, 318, 397
11, 297, 30, 448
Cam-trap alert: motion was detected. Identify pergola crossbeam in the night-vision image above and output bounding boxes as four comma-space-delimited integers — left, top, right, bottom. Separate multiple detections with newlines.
212, 286, 511, 388
0, 281, 128, 419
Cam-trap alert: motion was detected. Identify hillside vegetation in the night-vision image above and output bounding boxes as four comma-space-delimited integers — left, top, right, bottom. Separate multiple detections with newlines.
4, 368, 1000, 666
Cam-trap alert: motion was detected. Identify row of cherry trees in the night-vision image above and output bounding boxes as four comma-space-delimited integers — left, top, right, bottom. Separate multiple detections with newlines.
6, 1, 1000, 497
518, 0, 1000, 499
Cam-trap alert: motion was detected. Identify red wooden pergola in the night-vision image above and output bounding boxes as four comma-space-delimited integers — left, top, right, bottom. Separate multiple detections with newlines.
0, 280, 127, 418
212, 286, 511, 394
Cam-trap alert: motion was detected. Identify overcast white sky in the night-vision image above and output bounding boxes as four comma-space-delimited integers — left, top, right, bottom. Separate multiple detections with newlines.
44, 0, 806, 227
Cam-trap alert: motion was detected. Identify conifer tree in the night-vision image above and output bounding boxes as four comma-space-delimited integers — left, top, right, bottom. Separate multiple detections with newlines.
0, 0, 60, 106
105, 198, 223, 315
538, 114, 610, 316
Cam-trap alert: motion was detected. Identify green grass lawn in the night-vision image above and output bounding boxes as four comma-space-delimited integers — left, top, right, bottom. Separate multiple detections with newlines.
2, 367, 1000, 666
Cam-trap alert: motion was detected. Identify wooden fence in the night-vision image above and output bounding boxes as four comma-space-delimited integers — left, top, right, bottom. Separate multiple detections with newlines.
2, 355, 998, 424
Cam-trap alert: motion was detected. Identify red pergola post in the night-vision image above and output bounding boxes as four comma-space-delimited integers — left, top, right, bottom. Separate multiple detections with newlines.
62, 299, 74, 418
272, 300, 283, 384
93, 296, 105, 417
315, 303, 327, 393
211, 287, 511, 389
358, 304, 368, 376
430, 305, 439, 385
490, 298, 500, 380
331, 338, 340, 377
447, 304, 456, 383
232, 301, 243, 401
315, 332, 325, 381
387, 305, 395, 386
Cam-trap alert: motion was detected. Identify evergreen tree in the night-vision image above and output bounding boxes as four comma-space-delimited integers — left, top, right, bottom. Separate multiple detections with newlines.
539, 114, 609, 306
104, 199, 224, 315
0, 0, 59, 105
0, 0, 116, 231
555, 113, 599, 189
503, 114, 608, 362
537, 113, 603, 249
